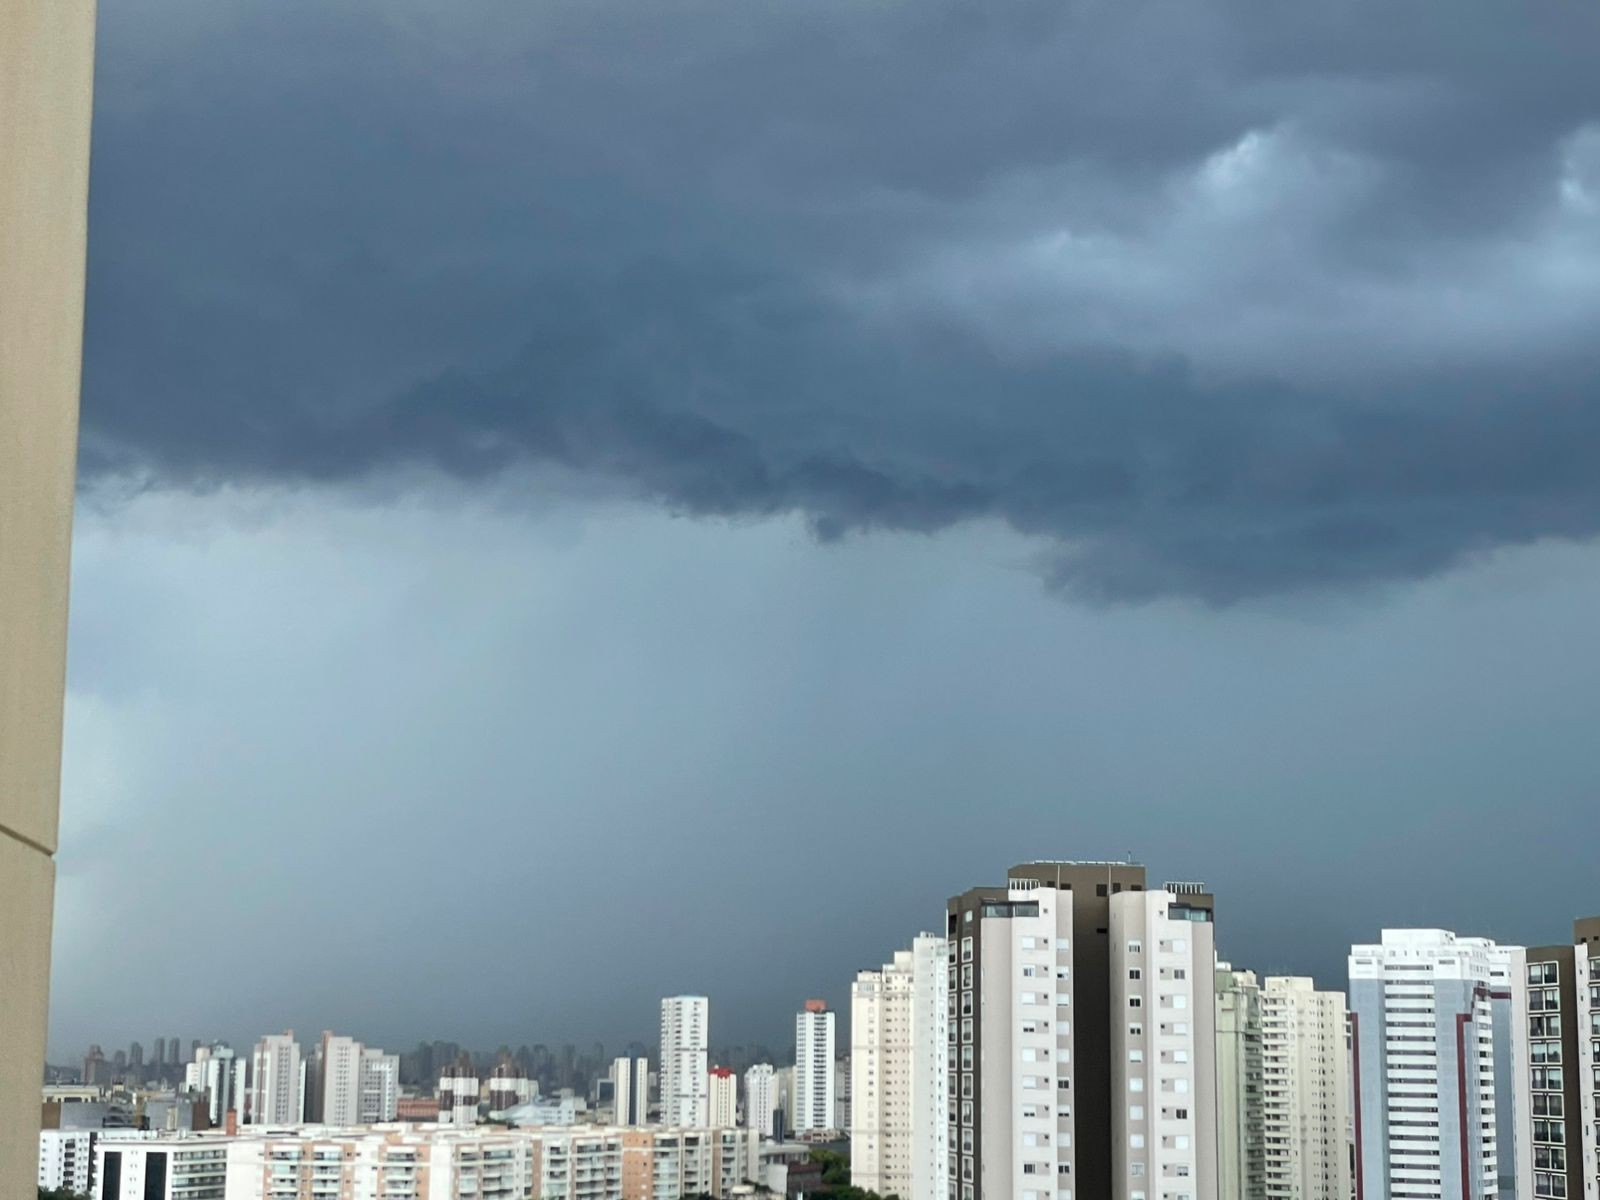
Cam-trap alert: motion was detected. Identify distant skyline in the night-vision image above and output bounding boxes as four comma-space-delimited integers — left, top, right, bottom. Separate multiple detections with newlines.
51, 0, 1600, 1059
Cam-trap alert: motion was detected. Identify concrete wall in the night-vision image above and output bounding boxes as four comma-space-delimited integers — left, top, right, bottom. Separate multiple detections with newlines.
0, 0, 97, 1193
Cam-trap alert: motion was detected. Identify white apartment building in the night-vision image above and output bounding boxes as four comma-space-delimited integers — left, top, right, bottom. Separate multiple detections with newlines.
1349, 929, 1526, 1200
613, 1056, 650, 1126
317, 1032, 363, 1126
774, 1066, 796, 1136
249, 1033, 305, 1126
1259, 976, 1352, 1200
660, 997, 710, 1127
94, 1138, 229, 1200
225, 1126, 536, 1200
709, 1067, 738, 1128
1108, 882, 1220, 1200
745, 1064, 776, 1137
439, 1065, 481, 1126
359, 1048, 400, 1123
39, 1129, 95, 1194
850, 933, 949, 1200
794, 1001, 836, 1135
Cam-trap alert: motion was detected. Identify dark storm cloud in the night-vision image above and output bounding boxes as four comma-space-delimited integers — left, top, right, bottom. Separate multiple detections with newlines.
82, 0, 1600, 600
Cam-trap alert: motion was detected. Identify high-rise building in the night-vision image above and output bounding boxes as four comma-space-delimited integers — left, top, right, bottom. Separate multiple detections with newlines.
439, 1062, 481, 1126
487, 1062, 535, 1121
1349, 929, 1526, 1200
83, 1045, 107, 1087
202, 1044, 246, 1127
744, 1064, 776, 1138
1259, 976, 1352, 1200
794, 1001, 836, 1135
319, 1032, 365, 1127
1215, 962, 1265, 1200
250, 1031, 307, 1125
947, 861, 1147, 1200
1514, 917, 1600, 1200
709, 1067, 738, 1128
613, 1056, 650, 1126
359, 1048, 401, 1124
38, 1130, 96, 1195
1109, 882, 1219, 1200
95, 1139, 229, 1200
660, 997, 710, 1127
850, 933, 949, 1200
129, 1042, 144, 1070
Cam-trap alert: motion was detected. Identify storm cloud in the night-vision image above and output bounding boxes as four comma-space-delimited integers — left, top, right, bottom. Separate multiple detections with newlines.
81, 0, 1600, 600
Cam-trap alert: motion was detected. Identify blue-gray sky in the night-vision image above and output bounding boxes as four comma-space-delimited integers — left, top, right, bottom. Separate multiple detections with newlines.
50, 0, 1600, 1058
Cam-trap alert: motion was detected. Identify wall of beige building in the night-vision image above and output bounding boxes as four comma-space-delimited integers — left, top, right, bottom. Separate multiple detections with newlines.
0, 1, 97, 1194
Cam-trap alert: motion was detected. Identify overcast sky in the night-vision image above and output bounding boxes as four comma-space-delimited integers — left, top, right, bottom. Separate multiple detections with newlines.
50, 0, 1600, 1060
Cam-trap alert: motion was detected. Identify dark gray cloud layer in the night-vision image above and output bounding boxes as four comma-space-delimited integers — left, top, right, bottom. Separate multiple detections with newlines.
83, 0, 1600, 600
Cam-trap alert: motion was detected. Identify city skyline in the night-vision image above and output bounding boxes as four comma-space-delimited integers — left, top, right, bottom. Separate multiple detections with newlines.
46, 0, 1600, 1084
46, 850, 1596, 1062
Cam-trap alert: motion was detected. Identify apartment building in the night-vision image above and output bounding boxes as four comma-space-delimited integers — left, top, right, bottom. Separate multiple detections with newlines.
39, 1129, 95, 1194
94, 1138, 229, 1200
249, 1033, 305, 1125
359, 1048, 400, 1123
620, 1125, 761, 1200
1215, 963, 1265, 1200
613, 1056, 650, 1126
1349, 929, 1526, 1200
224, 1126, 535, 1200
1517, 917, 1600, 1200
745, 1064, 776, 1137
1108, 883, 1219, 1200
438, 1064, 481, 1126
709, 1067, 738, 1128
660, 997, 710, 1127
1259, 977, 1352, 1200
795, 1001, 837, 1135
850, 933, 949, 1200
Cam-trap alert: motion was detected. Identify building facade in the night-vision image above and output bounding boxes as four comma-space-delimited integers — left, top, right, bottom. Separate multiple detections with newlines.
249, 1033, 305, 1126
850, 933, 949, 1200
660, 997, 710, 1127
1215, 962, 1265, 1200
709, 1067, 738, 1129
613, 1056, 650, 1126
1108, 883, 1219, 1200
794, 1001, 837, 1135
1517, 917, 1600, 1200
745, 1064, 776, 1137
1259, 976, 1352, 1200
949, 861, 1154, 1200
1349, 929, 1526, 1200
38, 1129, 95, 1194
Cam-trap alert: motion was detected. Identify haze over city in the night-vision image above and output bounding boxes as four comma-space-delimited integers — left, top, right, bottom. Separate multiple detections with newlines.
48, 0, 1600, 1067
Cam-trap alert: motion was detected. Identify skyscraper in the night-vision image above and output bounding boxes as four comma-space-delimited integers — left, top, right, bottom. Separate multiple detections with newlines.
850, 933, 949, 1200
745, 1064, 776, 1138
1349, 929, 1526, 1200
250, 1032, 306, 1125
359, 1048, 400, 1123
947, 860, 1147, 1200
202, 1043, 245, 1127
1514, 916, 1600, 1200
318, 1032, 364, 1127
613, 1056, 650, 1126
794, 1000, 836, 1135
1108, 882, 1219, 1200
709, 1066, 738, 1128
1259, 976, 1352, 1200
1214, 963, 1265, 1200
660, 996, 710, 1127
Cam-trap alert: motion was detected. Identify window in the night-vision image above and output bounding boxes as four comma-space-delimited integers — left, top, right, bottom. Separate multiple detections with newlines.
1129, 997, 1142, 1009
1129, 1135, 1145, 1149
1129, 1049, 1144, 1063
1129, 1105, 1144, 1120
1129, 1078, 1144, 1093
1129, 1023, 1143, 1037
1127, 940, 1142, 954
1129, 969, 1142, 981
